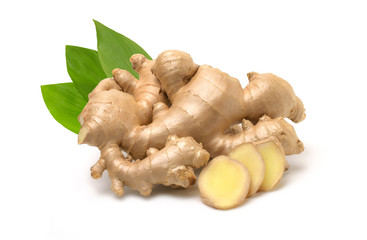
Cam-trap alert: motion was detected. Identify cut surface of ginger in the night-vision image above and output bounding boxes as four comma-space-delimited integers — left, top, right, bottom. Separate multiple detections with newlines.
228, 143, 265, 196
198, 155, 250, 210
255, 140, 286, 191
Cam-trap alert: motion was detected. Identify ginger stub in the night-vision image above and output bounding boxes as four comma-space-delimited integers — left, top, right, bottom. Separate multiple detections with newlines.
91, 135, 210, 196
198, 156, 250, 210
228, 143, 265, 197
255, 139, 286, 191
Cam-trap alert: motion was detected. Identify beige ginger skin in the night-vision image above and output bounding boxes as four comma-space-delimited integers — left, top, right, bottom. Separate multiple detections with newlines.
112, 51, 305, 159
80, 50, 305, 159
91, 135, 209, 196
78, 53, 168, 148
219, 115, 304, 157
78, 50, 305, 196
78, 53, 211, 196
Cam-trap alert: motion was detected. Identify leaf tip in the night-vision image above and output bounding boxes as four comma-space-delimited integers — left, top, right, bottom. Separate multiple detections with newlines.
40, 84, 47, 94
93, 19, 103, 28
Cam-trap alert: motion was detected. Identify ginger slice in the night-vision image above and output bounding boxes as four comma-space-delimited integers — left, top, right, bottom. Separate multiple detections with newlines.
198, 155, 250, 210
254, 138, 286, 191
228, 143, 265, 197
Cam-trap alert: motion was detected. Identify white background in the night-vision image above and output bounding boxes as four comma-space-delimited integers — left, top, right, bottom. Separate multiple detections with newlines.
1, 0, 366, 239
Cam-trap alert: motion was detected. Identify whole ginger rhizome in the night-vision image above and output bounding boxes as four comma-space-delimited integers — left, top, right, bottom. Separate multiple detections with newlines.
78, 50, 305, 208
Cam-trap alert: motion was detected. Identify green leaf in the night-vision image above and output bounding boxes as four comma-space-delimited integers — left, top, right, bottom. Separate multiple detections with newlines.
94, 20, 151, 78
66, 45, 107, 100
41, 83, 87, 134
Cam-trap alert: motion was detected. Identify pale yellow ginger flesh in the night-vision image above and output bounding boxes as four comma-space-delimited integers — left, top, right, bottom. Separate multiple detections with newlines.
198, 156, 250, 210
228, 143, 265, 197
255, 139, 286, 191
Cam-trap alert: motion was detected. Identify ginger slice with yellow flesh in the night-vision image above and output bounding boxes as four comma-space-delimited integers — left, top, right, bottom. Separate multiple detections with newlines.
198, 155, 250, 210
254, 138, 286, 191
228, 143, 265, 197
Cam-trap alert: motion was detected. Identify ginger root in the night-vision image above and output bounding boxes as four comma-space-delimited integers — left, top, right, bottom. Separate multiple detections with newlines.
77, 50, 305, 198
127, 51, 305, 159
220, 115, 304, 156
78, 53, 168, 147
198, 155, 250, 210
79, 50, 305, 161
92, 135, 209, 196
246, 72, 306, 123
